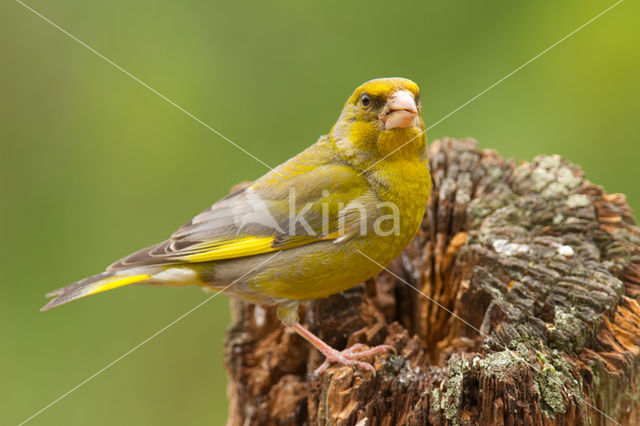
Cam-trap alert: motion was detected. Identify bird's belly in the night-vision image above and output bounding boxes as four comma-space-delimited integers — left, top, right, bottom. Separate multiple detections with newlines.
209, 169, 429, 303
210, 219, 421, 303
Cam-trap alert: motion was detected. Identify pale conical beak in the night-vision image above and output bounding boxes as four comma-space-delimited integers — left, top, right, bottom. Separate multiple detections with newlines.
380, 90, 418, 130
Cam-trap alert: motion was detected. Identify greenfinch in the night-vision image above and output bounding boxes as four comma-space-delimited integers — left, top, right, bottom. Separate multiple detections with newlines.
43, 77, 431, 374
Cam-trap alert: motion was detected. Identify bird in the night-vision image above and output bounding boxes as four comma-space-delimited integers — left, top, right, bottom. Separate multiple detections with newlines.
42, 77, 432, 375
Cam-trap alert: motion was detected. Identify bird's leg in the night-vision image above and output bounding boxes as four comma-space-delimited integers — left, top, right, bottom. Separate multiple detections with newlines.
277, 301, 395, 375
290, 322, 395, 375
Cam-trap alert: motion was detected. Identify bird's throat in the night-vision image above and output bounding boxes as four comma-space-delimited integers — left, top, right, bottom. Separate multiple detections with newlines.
376, 127, 425, 159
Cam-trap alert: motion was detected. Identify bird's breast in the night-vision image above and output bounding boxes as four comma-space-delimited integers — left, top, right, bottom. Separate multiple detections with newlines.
360, 158, 431, 264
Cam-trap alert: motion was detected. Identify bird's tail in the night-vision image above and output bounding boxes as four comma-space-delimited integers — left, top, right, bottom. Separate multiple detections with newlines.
41, 271, 151, 311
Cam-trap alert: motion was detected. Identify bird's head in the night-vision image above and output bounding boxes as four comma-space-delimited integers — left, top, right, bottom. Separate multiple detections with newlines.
330, 78, 426, 168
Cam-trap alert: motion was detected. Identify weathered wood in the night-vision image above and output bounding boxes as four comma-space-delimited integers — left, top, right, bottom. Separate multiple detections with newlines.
224, 138, 640, 425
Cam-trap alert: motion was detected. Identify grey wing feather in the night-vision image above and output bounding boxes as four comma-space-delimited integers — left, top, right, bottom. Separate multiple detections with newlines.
107, 185, 281, 271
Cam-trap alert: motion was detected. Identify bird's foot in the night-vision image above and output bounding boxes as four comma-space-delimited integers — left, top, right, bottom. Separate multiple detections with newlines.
288, 322, 395, 376
313, 343, 396, 375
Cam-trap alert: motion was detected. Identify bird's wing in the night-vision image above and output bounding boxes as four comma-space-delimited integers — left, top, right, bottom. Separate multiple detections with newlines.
108, 146, 376, 271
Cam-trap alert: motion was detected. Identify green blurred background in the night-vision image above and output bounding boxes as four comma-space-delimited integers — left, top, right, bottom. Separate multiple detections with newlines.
1, 0, 638, 424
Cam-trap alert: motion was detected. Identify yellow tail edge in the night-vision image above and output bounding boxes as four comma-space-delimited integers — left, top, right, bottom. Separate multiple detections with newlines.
41, 273, 151, 311
88, 274, 152, 297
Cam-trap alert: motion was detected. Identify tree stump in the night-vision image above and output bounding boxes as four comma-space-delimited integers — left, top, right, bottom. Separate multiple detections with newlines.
224, 138, 640, 425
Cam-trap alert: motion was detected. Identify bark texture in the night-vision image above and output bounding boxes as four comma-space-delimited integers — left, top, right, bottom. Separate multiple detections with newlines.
224, 138, 640, 425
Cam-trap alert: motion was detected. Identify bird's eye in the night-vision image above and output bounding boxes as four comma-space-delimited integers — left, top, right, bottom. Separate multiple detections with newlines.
360, 93, 372, 107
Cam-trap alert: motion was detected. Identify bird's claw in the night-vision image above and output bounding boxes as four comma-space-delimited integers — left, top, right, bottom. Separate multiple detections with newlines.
314, 344, 395, 375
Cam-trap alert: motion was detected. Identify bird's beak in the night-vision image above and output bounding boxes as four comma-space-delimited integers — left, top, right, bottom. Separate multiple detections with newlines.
380, 90, 418, 130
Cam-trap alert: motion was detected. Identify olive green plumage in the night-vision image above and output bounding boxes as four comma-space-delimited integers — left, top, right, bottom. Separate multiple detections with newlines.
42, 78, 431, 315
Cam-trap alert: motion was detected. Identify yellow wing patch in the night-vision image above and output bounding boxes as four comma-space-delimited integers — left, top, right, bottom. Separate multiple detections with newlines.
179, 233, 342, 263
179, 237, 277, 262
